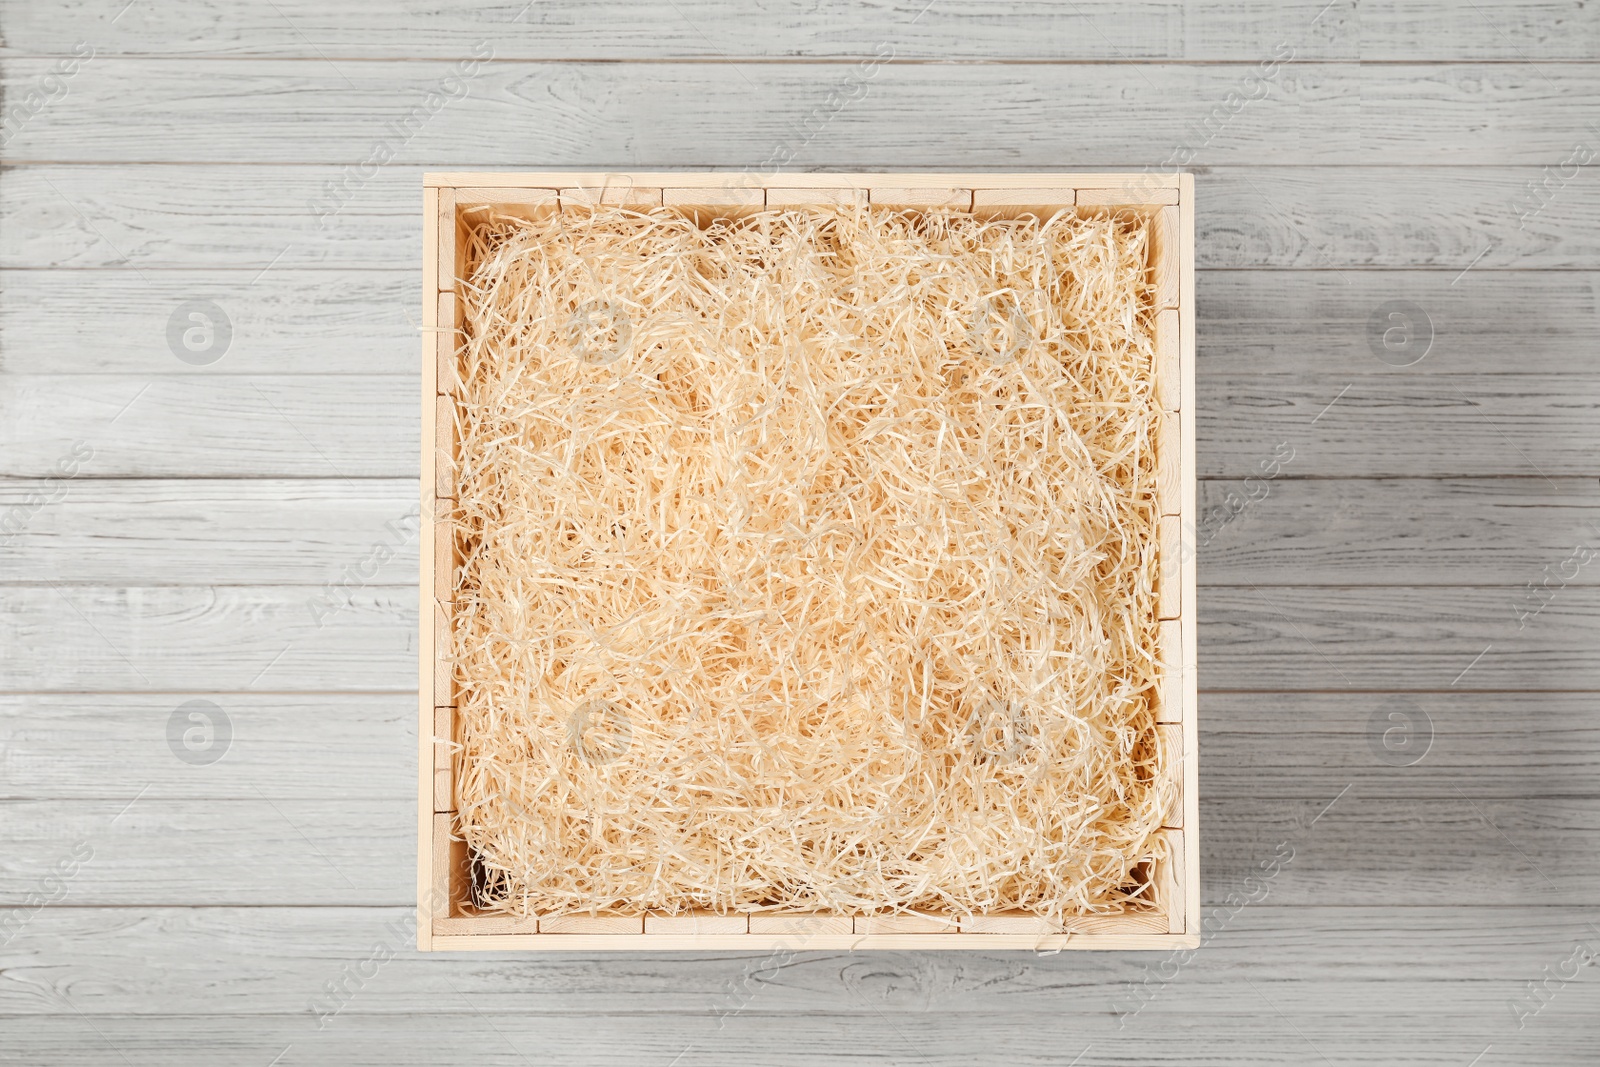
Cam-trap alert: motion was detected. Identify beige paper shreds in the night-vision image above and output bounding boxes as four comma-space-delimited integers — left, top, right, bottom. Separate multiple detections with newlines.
448, 202, 1173, 922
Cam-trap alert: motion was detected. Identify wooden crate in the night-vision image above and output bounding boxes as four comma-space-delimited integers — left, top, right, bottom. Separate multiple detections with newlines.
420, 172, 1197, 951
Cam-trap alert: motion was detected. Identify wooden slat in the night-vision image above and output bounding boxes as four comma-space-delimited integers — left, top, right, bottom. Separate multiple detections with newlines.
1151, 204, 1179, 309
433, 706, 453, 814
1157, 620, 1182, 724
971, 187, 1076, 208
435, 394, 455, 501
430, 813, 465, 921
453, 187, 559, 205
436, 291, 458, 395
432, 517, 454, 603
436, 188, 456, 291
643, 912, 749, 934
662, 186, 764, 207
433, 914, 538, 935
540, 915, 645, 934
1154, 307, 1180, 411
433, 600, 454, 708
958, 913, 1058, 934
747, 914, 852, 935
1077, 185, 1180, 206
1157, 514, 1181, 621
868, 187, 972, 209
558, 186, 663, 209
765, 187, 866, 208
1157, 411, 1180, 514
18, 6, 1600, 62
854, 914, 957, 934
1156, 828, 1185, 935
1157, 723, 1183, 828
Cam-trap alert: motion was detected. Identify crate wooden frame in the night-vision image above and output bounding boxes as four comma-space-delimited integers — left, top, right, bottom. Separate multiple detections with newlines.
420, 171, 1197, 951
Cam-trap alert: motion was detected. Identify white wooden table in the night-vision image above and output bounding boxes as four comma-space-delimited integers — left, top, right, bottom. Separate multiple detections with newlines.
2, 2, 1598, 1062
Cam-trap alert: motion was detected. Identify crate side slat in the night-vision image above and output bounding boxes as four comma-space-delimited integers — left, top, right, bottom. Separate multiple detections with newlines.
748, 914, 853, 935
426, 172, 1181, 190
417, 185, 441, 952
854, 914, 957, 934
1154, 307, 1180, 412
1077, 185, 1180, 206
869, 187, 972, 209
1178, 172, 1199, 934
1157, 514, 1180, 621
643, 912, 750, 934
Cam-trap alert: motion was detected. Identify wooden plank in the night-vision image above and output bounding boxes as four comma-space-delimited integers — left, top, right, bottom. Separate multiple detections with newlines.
765, 187, 867, 208
432, 706, 453, 814
13, 3, 1600, 62
1201, 586, 1600, 692
1179, 170, 1200, 934
436, 291, 458, 395
433, 600, 454, 708
958, 913, 1057, 934
558, 185, 663, 210
437, 172, 1175, 191
868, 187, 972, 209
0, 695, 413, 799
434, 393, 455, 500
662, 187, 764, 208
432, 914, 538, 935
432, 517, 454, 603
1156, 828, 1185, 934
0, 585, 415, 691
1197, 476, 1600, 586
435, 188, 456, 292
747, 914, 853, 935
16, 166, 1600, 273
1157, 723, 1183, 828
1150, 204, 1179, 309
1153, 307, 1180, 411
971, 188, 1076, 219
1157, 620, 1182, 724
0, 479, 422, 585
540, 915, 645, 934
1156, 514, 1181, 621
421, 187, 438, 303
1156, 411, 1180, 514
1078, 185, 1180, 206
853, 914, 957, 934
430, 813, 465, 922
643, 912, 749, 934
13, 1013, 1599, 1066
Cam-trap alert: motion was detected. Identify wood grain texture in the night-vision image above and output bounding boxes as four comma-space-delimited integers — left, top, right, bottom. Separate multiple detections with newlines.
4, 0, 1599, 1056
13, 166, 1600, 272
3, 906, 1599, 1016
6, 1, 1598, 60
0, 694, 412, 799
3, 1014, 1598, 1067
1201, 586, 1600, 692
17, 61, 1600, 166
7, 793, 1596, 906
0, 479, 421, 585
0, 585, 415, 691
